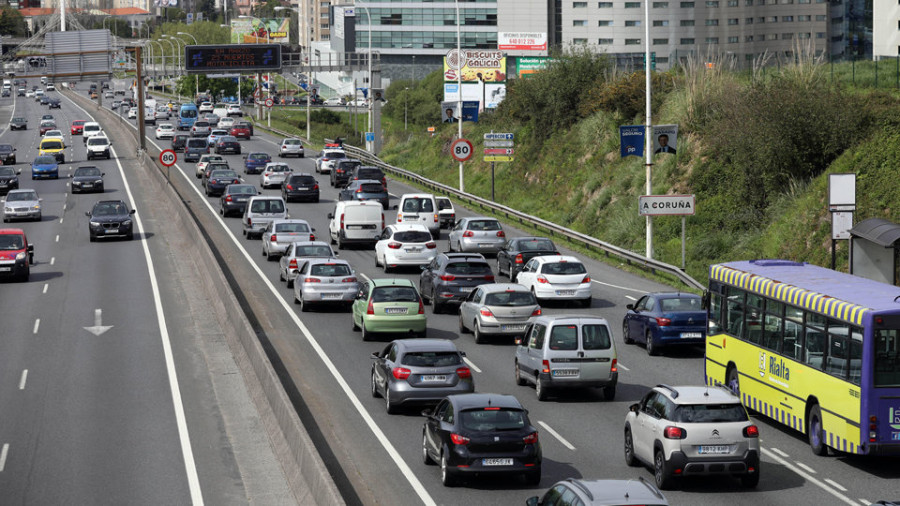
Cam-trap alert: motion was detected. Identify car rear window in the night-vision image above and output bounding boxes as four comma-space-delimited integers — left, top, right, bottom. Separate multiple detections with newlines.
267, 165, 289, 173
401, 352, 461, 367
187, 139, 207, 148
519, 239, 556, 251
402, 198, 434, 213
339, 161, 361, 170
582, 324, 612, 350
371, 286, 419, 303
446, 262, 492, 275
393, 231, 432, 243
673, 403, 749, 423
210, 170, 238, 178
87, 138, 108, 146
275, 222, 310, 233
357, 168, 384, 179
295, 246, 333, 257
549, 326, 578, 350
229, 185, 257, 195
309, 263, 352, 277
249, 153, 269, 160
289, 176, 315, 185
284, 139, 301, 146
324, 151, 345, 159
484, 291, 536, 307
195, 121, 210, 127
250, 199, 285, 213
542, 262, 587, 275
437, 198, 452, 210
460, 409, 526, 431
466, 220, 501, 231
361, 183, 385, 193
659, 297, 701, 312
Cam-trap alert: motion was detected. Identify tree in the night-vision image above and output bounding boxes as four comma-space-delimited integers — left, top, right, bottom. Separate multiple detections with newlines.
251, 0, 283, 19
197, 0, 219, 24
0, 6, 27, 37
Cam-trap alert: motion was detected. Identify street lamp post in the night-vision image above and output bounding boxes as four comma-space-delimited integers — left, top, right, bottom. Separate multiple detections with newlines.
159, 38, 176, 92
359, 6, 373, 151
456, 0, 464, 192
177, 32, 199, 98
166, 35, 185, 100
147, 40, 163, 78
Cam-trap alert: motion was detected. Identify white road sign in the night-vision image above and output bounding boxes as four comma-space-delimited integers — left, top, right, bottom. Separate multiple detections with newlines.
638, 195, 695, 216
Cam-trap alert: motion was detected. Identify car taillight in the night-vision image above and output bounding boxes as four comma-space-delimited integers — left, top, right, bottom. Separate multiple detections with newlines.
425, 242, 437, 249
397, 213, 403, 221
270, 234, 277, 241
541, 360, 550, 374
366, 299, 374, 315
480, 308, 494, 317
387, 242, 402, 249
664, 426, 687, 439
322, 158, 329, 162
381, 214, 385, 229
484, 275, 495, 281
582, 275, 591, 283
531, 307, 542, 316
610, 358, 618, 373
310, 234, 316, 241
288, 259, 297, 269
456, 367, 471, 379
313, 184, 319, 190
225, 195, 232, 202
418, 299, 425, 314
497, 231, 505, 238
515, 253, 524, 264
356, 188, 363, 193
450, 433, 470, 445
462, 231, 474, 238
743, 425, 759, 438
523, 432, 539, 445
536, 275, 549, 284
656, 317, 672, 326
340, 213, 345, 230
341, 277, 357, 283
392, 367, 411, 380
433, 214, 439, 223
247, 218, 252, 226
303, 277, 321, 283
286, 184, 293, 190
440, 274, 456, 281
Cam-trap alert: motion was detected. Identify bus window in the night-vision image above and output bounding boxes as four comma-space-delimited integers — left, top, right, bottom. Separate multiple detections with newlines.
826, 320, 850, 379
874, 329, 900, 387
849, 327, 862, 385
763, 300, 784, 353
725, 289, 745, 338
784, 319, 803, 361
805, 313, 827, 370
745, 293, 764, 345
709, 293, 723, 334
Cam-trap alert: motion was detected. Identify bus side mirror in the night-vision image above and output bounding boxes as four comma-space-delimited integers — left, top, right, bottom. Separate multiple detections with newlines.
701, 291, 710, 310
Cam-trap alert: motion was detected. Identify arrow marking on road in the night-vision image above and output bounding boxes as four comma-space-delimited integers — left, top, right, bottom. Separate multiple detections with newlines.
84, 308, 113, 336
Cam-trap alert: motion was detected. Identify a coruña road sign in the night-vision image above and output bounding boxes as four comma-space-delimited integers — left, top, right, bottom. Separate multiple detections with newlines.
638, 195, 695, 216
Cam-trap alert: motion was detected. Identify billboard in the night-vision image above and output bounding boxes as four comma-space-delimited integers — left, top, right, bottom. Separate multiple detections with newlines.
499, 32, 547, 51
230, 17, 290, 45
516, 57, 552, 78
153, 0, 178, 5
443, 83, 505, 109
443, 50, 507, 82
333, 6, 355, 40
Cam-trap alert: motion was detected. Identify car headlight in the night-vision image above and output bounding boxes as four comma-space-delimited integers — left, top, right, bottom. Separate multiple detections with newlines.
16, 252, 26, 261
90, 221, 101, 227
4, 207, 11, 213
32, 204, 40, 210
122, 219, 132, 226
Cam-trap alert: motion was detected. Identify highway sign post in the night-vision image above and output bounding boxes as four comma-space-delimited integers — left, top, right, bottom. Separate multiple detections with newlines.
638, 194, 695, 270
160, 149, 177, 183
483, 132, 515, 201
265, 97, 274, 108
451, 138, 473, 162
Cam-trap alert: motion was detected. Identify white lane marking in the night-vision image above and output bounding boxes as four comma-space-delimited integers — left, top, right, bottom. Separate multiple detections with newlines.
824, 479, 848, 492
55, 234, 59, 242
18, 370, 28, 390
591, 280, 647, 293
761, 448, 857, 505
617, 362, 629, 371
32, 319, 39, 334
462, 357, 481, 373
624, 295, 637, 301
62, 202, 66, 210
49, 257, 55, 266
537, 421, 576, 451
859, 499, 870, 506
42, 283, 48, 294
0, 444, 8, 472
796, 461, 816, 474
59, 217, 63, 224
770, 447, 789, 458
63, 92, 205, 505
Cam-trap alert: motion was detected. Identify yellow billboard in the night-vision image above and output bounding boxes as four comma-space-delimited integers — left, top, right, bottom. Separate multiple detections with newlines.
443, 50, 507, 83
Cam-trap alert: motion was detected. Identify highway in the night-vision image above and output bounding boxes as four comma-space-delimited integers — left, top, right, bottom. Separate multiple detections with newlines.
10, 81, 900, 506
0, 85, 292, 504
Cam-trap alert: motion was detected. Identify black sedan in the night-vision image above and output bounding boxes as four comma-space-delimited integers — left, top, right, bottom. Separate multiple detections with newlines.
9, 117, 27, 130
0, 166, 20, 195
204, 169, 241, 197
47, 98, 61, 109
281, 173, 319, 203
422, 393, 541, 486
419, 253, 494, 313
219, 184, 259, 217
338, 179, 389, 209
70, 166, 105, 194
330, 159, 362, 188
215, 135, 241, 155
86, 200, 135, 241
496, 237, 559, 282
171, 134, 188, 152
0, 144, 16, 165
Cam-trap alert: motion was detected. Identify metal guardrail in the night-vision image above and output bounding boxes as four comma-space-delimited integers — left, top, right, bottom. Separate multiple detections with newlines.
233, 123, 706, 292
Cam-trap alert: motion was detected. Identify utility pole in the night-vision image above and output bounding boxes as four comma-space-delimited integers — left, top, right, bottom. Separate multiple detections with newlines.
136, 47, 146, 153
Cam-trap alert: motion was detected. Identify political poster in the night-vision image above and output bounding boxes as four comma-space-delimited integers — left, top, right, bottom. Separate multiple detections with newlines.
620, 125, 645, 158
652, 124, 678, 155
441, 101, 480, 123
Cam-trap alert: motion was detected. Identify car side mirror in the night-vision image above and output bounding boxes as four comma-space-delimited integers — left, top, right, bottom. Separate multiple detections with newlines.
327, 213, 333, 219
311, 227, 316, 232
392, 204, 398, 210
626, 304, 635, 311
370, 352, 381, 359
629, 403, 640, 413
68, 174, 73, 178
84, 212, 91, 217
130, 209, 136, 214
101, 173, 105, 176
38, 198, 43, 202
701, 290, 710, 310
525, 498, 540, 506
421, 409, 434, 418
27, 244, 34, 253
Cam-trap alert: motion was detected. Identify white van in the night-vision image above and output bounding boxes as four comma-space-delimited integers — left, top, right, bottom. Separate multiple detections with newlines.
395, 193, 440, 238
328, 201, 383, 249
242, 196, 288, 239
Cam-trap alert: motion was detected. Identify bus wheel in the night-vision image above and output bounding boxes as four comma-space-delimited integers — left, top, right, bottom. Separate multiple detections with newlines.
807, 405, 828, 456
727, 366, 740, 397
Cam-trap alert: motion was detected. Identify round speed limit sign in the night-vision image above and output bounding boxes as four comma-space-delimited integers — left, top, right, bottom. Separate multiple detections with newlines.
159, 149, 177, 167
451, 138, 473, 162
265, 98, 274, 108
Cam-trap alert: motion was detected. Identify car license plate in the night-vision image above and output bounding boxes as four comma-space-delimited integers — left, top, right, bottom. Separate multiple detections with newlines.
681, 332, 702, 338
0, 267, 11, 272
105, 228, 119, 234
501, 324, 526, 331
556, 290, 575, 296
478, 243, 492, 247
552, 369, 578, 377
698, 445, 731, 455
322, 293, 342, 299
83, 183, 92, 188
298, 187, 309, 191
406, 247, 422, 253
482, 458, 513, 466
420, 375, 447, 382
459, 287, 472, 293
385, 307, 408, 314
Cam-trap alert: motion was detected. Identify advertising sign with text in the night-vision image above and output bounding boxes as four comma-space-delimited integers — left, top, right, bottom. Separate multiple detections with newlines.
499, 32, 548, 51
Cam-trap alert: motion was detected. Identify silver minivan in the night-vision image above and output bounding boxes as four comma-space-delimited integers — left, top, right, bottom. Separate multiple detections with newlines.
514, 315, 617, 401
395, 193, 440, 238
242, 196, 288, 240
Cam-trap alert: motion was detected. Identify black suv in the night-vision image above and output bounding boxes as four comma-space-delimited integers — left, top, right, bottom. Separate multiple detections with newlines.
496, 237, 559, 282
330, 158, 362, 188
86, 200, 136, 241
0, 144, 16, 165
419, 252, 495, 313
348, 165, 387, 190
9, 117, 26, 130
281, 173, 319, 203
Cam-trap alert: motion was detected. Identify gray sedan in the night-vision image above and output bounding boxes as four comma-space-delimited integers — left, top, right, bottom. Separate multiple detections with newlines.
262, 219, 315, 259
448, 217, 507, 255
260, 162, 291, 189
370, 339, 474, 414
291, 258, 358, 311
2, 189, 42, 222
458, 283, 541, 344
278, 241, 337, 288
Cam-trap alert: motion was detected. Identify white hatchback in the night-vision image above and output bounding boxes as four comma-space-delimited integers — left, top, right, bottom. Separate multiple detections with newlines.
155, 123, 175, 139
260, 162, 291, 189
374, 223, 437, 272
515, 255, 592, 307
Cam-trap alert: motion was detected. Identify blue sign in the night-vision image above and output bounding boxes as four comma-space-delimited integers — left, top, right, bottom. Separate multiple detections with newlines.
483, 133, 514, 140
365, 132, 375, 142
619, 125, 645, 158
186, 13, 194, 25
462, 101, 479, 123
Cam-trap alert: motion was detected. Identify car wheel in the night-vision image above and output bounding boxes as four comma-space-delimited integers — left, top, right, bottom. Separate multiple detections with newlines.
497, 258, 505, 277
422, 433, 435, 465
808, 405, 828, 456
646, 331, 659, 356
458, 313, 468, 334
431, 289, 441, 314
727, 366, 741, 397
89, 235, 95, 242
352, 314, 360, 331
361, 323, 371, 341
384, 387, 397, 414
581, 297, 592, 308
624, 428, 638, 467
337, 234, 345, 250
741, 467, 760, 488
440, 451, 457, 487
286, 277, 294, 289
535, 375, 549, 401
299, 296, 309, 312
524, 470, 541, 486
370, 369, 381, 398
514, 360, 526, 386
293, 291, 301, 305
447, 240, 454, 252
622, 321, 634, 344
654, 449, 674, 490
474, 323, 485, 344
603, 382, 616, 401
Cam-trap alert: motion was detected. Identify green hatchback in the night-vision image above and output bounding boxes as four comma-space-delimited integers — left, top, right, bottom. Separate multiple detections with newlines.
352, 278, 427, 341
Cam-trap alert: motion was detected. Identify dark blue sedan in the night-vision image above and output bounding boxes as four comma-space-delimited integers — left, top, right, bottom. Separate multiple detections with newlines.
622, 292, 706, 356
31, 155, 59, 180
243, 152, 271, 174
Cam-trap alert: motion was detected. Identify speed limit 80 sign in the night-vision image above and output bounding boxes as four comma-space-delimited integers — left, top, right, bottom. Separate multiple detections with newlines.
451, 138, 473, 162
159, 149, 177, 167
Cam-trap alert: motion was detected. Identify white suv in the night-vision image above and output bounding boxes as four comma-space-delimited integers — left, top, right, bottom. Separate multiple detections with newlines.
85, 136, 112, 160
624, 384, 761, 490
82, 122, 103, 144
226, 104, 243, 117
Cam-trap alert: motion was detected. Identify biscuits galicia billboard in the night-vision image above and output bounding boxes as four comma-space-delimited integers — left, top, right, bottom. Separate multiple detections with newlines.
443, 50, 507, 82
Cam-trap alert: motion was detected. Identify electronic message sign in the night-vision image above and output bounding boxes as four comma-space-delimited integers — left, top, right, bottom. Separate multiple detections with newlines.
184, 44, 282, 73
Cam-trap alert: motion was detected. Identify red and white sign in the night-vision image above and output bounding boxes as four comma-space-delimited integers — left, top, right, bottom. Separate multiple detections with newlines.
265, 97, 274, 108
159, 149, 177, 167
498, 32, 548, 51
451, 138, 473, 162
483, 148, 514, 155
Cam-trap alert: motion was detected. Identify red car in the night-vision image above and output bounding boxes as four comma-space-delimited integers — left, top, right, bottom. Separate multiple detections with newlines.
39, 122, 56, 136
71, 120, 86, 135
230, 123, 251, 139
0, 228, 33, 282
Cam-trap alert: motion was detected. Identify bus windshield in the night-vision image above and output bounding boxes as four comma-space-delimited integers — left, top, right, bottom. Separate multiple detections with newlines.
874, 329, 900, 387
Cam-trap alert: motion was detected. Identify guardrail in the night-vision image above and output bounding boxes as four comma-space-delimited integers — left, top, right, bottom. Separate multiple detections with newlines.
251, 123, 705, 291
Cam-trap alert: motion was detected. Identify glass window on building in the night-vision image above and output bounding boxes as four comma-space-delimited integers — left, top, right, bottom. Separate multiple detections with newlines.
598, 1, 613, 6
598, 20, 613, 26
680, 1, 695, 6
705, 19, 719, 25
745, 17, 753, 24
573, 1, 588, 6
625, 1, 642, 7
598, 38, 614, 44
798, 32, 811, 38
745, 34, 754, 41
625, 38, 642, 44
816, 32, 826, 38
782, 0, 793, 3
782, 33, 793, 39
758, 17, 765, 23
783, 15, 793, 22
706, 37, 719, 44
766, 33, 778, 39
728, 18, 738, 24
653, 1, 669, 6
745, 0, 754, 4
767, 16, 777, 22
680, 37, 695, 44
814, 15, 824, 21
728, 0, 738, 5
625, 20, 641, 26
728, 36, 739, 43
653, 38, 669, 44
681, 19, 695, 26
572, 38, 588, 44
573, 20, 588, 26
706, 0, 719, 5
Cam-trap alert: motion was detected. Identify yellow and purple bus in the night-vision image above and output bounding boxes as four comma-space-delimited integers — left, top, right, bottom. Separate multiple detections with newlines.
705, 259, 900, 456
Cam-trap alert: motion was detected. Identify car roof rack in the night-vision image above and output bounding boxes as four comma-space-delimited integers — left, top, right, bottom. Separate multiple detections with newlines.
656, 384, 679, 398
563, 479, 594, 501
